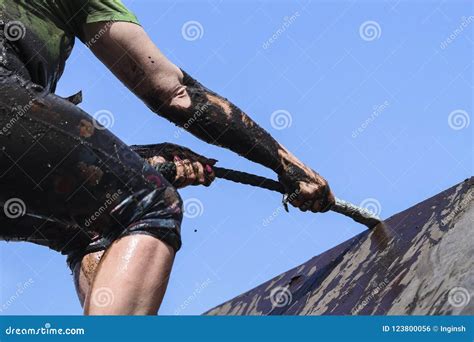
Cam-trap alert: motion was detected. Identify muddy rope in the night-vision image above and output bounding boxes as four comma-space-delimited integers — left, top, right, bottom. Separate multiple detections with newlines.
130, 143, 382, 229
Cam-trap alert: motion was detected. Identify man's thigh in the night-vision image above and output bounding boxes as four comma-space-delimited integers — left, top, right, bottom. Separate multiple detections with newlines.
73, 250, 104, 306
0, 69, 182, 268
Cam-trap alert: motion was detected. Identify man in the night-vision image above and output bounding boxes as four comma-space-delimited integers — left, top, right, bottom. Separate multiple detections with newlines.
0, 0, 334, 315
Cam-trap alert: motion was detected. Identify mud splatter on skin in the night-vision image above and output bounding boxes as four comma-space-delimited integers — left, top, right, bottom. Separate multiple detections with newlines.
82, 251, 103, 283
141, 69, 320, 196
205, 93, 232, 117
77, 162, 104, 186
1, 46, 185, 311
74, 251, 104, 306
110, 55, 147, 91
78, 119, 94, 138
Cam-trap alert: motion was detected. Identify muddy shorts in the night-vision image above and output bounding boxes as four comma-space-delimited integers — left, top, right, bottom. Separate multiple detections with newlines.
0, 44, 183, 271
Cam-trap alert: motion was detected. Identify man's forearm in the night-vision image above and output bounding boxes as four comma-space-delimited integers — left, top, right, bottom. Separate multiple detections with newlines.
84, 22, 304, 179
143, 70, 308, 180
86, 21, 333, 212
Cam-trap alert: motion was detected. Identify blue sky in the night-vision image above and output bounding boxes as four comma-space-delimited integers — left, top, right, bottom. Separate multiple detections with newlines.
1, 0, 472, 315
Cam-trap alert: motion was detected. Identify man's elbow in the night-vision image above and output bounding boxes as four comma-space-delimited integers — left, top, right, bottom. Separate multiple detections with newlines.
142, 77, 191, 124
168, 84, 191, 109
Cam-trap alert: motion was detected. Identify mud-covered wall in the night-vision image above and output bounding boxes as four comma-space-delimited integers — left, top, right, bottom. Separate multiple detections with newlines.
205, 178, 473, 315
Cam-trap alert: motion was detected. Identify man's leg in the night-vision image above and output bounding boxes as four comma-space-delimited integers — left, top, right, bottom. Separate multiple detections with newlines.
84, 235, 174, 315
73, 251, 104, 307
1, 68, 183, 315
74, 236, 174, 314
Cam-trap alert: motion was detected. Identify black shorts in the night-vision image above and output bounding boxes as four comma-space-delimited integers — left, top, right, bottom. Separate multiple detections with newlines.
0, 46, 183, 271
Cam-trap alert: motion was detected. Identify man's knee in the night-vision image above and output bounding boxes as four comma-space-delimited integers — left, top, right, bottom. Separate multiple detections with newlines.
111, 185, 183, 253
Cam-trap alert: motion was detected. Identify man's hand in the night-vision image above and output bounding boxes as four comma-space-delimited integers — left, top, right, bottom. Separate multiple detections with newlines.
147, 156, 215, 189
84, 22, 333, 208
279, 165, 335, 213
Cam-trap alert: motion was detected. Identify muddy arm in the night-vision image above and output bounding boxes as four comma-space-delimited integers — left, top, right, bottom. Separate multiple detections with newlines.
83, 23, 312, 173
83, 21, 334, 212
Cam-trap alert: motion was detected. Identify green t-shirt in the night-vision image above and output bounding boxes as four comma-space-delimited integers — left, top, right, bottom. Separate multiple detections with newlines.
0, 0, 139, 91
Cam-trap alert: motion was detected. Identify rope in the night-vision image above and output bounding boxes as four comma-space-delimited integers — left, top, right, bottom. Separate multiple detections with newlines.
131, 144, 381, 228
